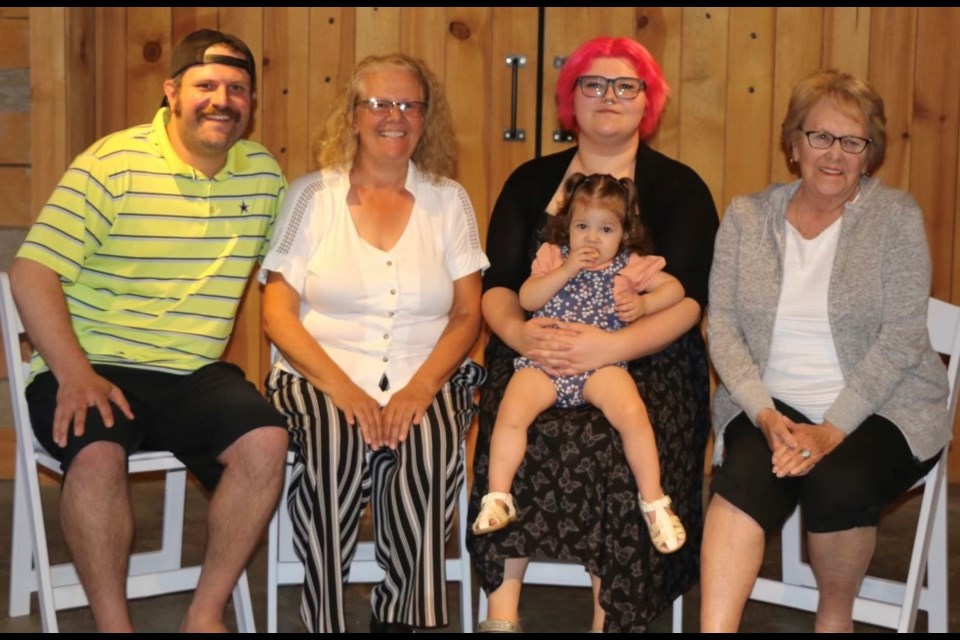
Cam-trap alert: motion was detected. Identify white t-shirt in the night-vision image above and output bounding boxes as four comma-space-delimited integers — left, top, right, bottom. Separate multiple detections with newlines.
261, 162, 489, 404
762, 216, 845, 423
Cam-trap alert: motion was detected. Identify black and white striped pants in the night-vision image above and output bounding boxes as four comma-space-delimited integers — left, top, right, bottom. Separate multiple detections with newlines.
266, 361, 484, 633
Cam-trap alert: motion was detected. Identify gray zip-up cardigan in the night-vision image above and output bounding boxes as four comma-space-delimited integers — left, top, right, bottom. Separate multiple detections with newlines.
708, 177, 950, 464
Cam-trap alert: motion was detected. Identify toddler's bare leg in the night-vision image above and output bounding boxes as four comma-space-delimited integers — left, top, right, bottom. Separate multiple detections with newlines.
585, 367, 685, 554
583, 367, 663, 502
487, 368, 557, 494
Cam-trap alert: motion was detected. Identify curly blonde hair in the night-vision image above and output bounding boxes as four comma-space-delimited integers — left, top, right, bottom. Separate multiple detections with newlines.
313, 53, 458, 179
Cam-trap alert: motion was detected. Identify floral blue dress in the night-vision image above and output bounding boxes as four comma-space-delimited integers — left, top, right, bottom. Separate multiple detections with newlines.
514, 247, 632, 408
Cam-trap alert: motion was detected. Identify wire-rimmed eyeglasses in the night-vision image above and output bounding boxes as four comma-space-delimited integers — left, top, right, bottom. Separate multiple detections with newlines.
356, 98, 428, 118
802, 130, 872, 154
577, 76, 647, 100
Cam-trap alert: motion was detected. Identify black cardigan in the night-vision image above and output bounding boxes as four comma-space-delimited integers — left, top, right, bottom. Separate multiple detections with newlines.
483, 144, 718, 309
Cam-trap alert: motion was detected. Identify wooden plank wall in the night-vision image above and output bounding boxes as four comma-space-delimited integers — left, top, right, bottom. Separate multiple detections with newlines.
0, 9, 30, 229
3, 7, 960, 476
0, 7, 29, 381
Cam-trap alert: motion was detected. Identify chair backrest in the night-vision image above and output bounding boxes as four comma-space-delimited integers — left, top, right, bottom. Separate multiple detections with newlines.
0, 272, 27, 384
927, 297, 960, 428
0, 272, 38, 458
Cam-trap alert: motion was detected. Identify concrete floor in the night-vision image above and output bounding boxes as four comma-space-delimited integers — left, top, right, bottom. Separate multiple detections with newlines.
0, 474, 957, 633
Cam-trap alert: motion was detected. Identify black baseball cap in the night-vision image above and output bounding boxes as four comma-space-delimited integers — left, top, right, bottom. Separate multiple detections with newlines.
163, 29, 256, 106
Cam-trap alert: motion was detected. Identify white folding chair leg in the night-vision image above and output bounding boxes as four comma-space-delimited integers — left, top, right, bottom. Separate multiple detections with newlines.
9, 450, 61, 632
123, 468, 187, 577
896, 451, 948, 633
780, 508, 811, 587
671, 594, 683, 632
454, 476, 474, 633
8, 466, 35, 617
478, 587, 488, 622
923, 481, 948, 633
158, 467, 186, 571
266, 494, 283, 633
459, 576, 473, 634
266, 454, 295, 633
231, 571, 256, 633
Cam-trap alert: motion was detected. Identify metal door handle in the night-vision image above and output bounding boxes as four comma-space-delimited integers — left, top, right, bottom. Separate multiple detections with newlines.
552, 55, 574, 143
503, 55, 527, 142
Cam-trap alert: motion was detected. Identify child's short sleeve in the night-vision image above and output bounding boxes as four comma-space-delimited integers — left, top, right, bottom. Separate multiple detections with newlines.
531, 242, 564, 276
615, 253, 667, 294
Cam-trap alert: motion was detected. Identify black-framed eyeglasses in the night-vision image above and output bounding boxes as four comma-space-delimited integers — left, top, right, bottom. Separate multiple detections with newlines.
577, 75, 647, 100
802, 130, 872, 154
356, 98, 427, 118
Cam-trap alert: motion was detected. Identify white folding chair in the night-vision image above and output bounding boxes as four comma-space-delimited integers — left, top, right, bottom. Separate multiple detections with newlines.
266, 448, 474, 633
476, 561, 685, 632
749, 296, 959, 632
1, 272, 256, 632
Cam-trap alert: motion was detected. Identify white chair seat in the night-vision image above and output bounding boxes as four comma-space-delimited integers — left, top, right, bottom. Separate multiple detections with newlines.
1, 271, 256, 632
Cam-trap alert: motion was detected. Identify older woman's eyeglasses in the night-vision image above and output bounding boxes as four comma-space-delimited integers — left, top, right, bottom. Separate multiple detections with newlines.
356, 98, 427, 118
803, 130, 872, 154
577, 76, 647, 100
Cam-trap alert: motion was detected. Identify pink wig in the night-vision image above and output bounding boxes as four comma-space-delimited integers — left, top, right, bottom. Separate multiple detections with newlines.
556, 36, 669, 141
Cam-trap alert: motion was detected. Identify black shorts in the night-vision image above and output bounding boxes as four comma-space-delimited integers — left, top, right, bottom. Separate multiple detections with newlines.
711, 400, 940, 533
27, 362, 286, 490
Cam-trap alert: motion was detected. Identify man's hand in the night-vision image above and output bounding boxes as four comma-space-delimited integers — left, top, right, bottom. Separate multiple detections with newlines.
10, 258, 135, 448
53, 370, 134, 447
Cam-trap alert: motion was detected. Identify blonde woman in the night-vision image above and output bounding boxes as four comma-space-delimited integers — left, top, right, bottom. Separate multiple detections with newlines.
261, 54, 487, 633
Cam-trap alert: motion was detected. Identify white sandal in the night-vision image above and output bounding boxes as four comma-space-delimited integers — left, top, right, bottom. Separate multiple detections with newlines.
640, 494, 686, 554
472, 492, 518, 536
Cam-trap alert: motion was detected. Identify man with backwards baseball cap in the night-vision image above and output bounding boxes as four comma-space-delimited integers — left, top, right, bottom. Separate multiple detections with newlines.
10, 29, 287, 631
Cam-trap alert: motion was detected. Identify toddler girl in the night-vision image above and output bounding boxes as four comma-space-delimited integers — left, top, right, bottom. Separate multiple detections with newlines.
472, 172, 686, 554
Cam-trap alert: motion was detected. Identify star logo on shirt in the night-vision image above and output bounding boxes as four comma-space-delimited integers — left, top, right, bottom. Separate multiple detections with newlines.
240, 201, 249, 214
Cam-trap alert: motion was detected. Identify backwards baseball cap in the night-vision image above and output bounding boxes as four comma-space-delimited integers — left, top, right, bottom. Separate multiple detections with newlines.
163, 29, 256, 106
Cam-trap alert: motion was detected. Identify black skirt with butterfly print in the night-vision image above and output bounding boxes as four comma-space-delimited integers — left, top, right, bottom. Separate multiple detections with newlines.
467, 327, 710, 632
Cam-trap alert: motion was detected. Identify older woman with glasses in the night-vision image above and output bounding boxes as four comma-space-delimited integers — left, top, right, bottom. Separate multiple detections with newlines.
261, 53, 487, 633
701, 70, 950, 632
467, 36, 718, 633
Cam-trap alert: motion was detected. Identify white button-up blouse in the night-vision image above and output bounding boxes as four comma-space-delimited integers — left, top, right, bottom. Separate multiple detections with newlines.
261, 162, 489, 404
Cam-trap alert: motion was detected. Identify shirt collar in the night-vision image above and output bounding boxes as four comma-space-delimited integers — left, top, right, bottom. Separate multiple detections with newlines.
403, 160, 421, 198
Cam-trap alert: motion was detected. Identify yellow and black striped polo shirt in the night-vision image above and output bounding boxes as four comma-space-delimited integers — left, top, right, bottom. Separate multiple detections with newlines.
18, 108, 286, 375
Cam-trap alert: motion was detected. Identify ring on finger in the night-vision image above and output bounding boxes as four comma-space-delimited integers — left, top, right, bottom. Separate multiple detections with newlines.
800, 448, 812, 460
